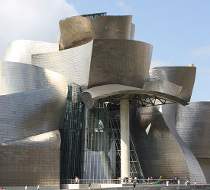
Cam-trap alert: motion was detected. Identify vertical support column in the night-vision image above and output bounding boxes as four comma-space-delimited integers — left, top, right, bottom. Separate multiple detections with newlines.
120, 98, 130, 180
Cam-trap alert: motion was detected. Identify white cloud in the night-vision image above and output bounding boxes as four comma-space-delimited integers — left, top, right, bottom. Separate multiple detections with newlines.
192, 45, 210, 59
0, 0, 77, 58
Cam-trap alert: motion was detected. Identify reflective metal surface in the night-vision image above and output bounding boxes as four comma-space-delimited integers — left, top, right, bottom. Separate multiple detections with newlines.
88, 39, 152, 88
0, 130, 60, 186
160, 104, 206, 183
131, 106, 190, 179
90, 15, 133, 40
32, 41, 93, 86
176, 102, 210, 182
0, 61, 67, 143
177, 102, 210, 158
150, 66, 196, 101
0, 61, 67, 186
4, 40, 58, 64
59, 15, 133, 49
131, 104, 206, 183
59, 16, 93, 49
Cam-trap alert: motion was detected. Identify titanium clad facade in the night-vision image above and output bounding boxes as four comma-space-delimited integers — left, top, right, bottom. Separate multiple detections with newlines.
0, 61, 67, 186
59, 15, 133, 50
88, 39, 152, 88
0, 62, 67, 143
4, 40, 58, 64
0, 131, 60, 186
130, 106, 190, 179
176, 102, 210, 182
150, 66, 196, 101
59, 16, 93, 49
160, 104, 206, 183
131, 104, 206, 183
32, 41, 93, 86
90, 15, 133, 40
176, 102, 210, 158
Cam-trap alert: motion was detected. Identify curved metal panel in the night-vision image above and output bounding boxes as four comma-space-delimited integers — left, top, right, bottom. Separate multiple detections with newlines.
0, 62, 67, 143
150, 66, 196, 101
161, 104, 206, 183
0, 131, 60, 186
88, 39, 153, 88
32, 41, 93, 86
176, 102, 210, 158
0, 62, 67, 95
59, 15, 133, 50
59, 16, 93, 50
197, 158, 210, 183
130, 104, 206, 183
90, 15, 132, 40
130, 106, 190, 179
143, 79, 182, 96
4, 40, 58, 64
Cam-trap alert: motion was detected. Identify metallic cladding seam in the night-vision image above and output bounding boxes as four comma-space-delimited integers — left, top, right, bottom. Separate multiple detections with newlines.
32, 39, 153, 88
138, 67, 207, 182
88, 39, 153, 88
131, 104, 206, 183
4, 40, 58, 64
176, 102, 210, 183
130, 106, 191, 179
0, 60, 67, 186
161, 104, 206, 183
150, 66, 196, 101
176, 102, 210, 158
0, 130, 60, 186
32, 40, 93, 86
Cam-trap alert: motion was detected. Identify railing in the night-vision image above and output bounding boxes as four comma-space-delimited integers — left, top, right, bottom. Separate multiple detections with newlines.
61, 178, 198, 185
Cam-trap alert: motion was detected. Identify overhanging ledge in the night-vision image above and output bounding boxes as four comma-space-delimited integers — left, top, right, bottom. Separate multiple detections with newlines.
80, 84, 188, 109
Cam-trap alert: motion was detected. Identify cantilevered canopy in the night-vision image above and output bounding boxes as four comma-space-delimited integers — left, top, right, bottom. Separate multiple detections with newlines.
81, 83, 187, 109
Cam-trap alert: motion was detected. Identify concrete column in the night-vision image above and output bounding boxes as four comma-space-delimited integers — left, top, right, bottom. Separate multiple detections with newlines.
120, 98, 130, 179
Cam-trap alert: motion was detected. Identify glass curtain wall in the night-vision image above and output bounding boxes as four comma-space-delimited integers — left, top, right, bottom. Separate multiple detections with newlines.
60, 86, 143, 183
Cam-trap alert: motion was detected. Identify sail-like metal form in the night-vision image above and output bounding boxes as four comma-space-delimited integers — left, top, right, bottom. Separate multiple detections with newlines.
0, 61, 67, 186
177, 102, 210, 183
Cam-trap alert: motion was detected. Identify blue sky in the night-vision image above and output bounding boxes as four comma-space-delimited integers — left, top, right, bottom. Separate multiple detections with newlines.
68, 0, 210, 101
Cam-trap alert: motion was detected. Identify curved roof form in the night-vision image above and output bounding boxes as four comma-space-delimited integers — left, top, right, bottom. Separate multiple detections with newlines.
4, 40, 58, 64
88, 39, 152, 88
0, 61, 67, 143
59, 15, 133, 49
150, 66, 196, 101
81, 84, 187, 108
